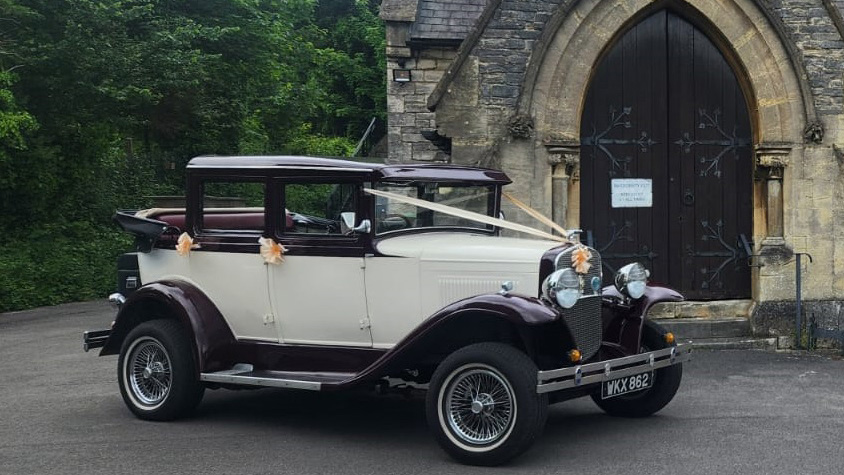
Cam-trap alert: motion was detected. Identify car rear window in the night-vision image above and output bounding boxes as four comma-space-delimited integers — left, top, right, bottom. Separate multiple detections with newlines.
200, 180, 266, 233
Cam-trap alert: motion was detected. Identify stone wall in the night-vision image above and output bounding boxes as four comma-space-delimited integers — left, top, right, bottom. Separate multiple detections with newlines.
437, 0, 563, 167
755, 299, 844, 343
772, 0, 844, 115
763, 0, 844, 305
386, 50, 455, 163
383, 0, 844, 336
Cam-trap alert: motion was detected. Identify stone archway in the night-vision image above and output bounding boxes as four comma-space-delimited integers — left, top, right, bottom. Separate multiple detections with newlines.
519, 0, 809, 300
526, 0, 809, 144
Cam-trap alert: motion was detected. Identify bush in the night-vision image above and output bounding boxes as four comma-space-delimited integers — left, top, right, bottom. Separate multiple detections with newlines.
0, 222, 132, 313
284, 124, 357, 156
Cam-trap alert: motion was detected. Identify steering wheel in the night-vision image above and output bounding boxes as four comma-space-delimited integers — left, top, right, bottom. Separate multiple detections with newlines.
380, 213, 412, 231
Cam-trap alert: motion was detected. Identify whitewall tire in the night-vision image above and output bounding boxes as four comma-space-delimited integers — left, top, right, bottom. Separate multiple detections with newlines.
426, 342, 547, 466
118, 319, 204, 421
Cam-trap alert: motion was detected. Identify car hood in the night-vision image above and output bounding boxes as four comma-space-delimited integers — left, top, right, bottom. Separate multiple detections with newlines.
375, 232, 561, 264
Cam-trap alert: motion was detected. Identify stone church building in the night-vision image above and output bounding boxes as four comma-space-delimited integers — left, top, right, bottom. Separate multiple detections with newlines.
380, 0, 844, 338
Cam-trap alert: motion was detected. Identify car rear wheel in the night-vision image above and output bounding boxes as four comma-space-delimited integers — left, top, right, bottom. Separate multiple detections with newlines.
118, 319, 204, 421
590, 319, 683, 417
426, 342, 547, 466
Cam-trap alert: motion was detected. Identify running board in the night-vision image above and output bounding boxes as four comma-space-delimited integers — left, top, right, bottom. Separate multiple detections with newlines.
200, 364, 355, 391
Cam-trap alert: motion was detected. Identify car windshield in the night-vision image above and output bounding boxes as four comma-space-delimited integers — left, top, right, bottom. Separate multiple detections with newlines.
374, 181, 496, 234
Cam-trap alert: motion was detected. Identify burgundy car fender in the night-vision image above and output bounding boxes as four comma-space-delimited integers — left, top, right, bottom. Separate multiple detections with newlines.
601, 284, 684, 355
335, 293, 565, 387
100, 280, 236, 374
425, 292, 561, 325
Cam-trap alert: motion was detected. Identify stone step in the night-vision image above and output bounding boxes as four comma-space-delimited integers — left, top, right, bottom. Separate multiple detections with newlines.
653, 317, 751, 339
679, 336, 779, 351
650, 299, 754, 319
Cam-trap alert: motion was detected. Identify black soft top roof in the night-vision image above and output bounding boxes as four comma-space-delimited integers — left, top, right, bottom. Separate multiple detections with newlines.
186, 155, 512, 185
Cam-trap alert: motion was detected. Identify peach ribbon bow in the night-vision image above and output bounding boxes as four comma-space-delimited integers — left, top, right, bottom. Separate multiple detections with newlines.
572, 245, 592, 274
176, 232, 200, 256
259, 237, 287, 265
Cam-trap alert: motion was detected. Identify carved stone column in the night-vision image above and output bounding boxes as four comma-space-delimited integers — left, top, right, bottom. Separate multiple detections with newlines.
755, 144, 790, 248
544, 138, 580, 230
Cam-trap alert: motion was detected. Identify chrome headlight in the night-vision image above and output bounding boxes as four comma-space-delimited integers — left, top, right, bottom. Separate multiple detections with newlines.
542, 268, 582, 309
614, 262, 649, 299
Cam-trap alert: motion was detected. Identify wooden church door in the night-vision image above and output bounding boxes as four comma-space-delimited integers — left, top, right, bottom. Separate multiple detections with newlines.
580, 10, 753, 299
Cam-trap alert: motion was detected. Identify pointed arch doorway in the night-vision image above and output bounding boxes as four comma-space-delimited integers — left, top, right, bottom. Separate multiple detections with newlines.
580, 9, 753, 300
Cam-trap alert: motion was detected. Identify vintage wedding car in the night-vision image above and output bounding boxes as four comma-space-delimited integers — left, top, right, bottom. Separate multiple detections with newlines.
84, 156, 690, 465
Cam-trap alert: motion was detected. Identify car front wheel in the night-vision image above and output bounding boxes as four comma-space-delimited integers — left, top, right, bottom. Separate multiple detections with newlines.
118, 319, 204, 421
426, 342, 548, 466
590, 319, 683, 417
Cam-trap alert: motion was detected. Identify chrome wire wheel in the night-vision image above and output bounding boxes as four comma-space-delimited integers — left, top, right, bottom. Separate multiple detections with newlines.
125, 336, 172, 408
442, 365, 516, 447
428, 343, 547, 465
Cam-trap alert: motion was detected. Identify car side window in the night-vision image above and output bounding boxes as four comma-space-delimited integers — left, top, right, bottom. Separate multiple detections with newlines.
200, 180, 266, 233
374, 182, 495, 234
282, 182, 357, 235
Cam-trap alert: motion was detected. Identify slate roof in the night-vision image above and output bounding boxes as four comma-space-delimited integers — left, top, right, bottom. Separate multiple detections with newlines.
409, 0, 489, 41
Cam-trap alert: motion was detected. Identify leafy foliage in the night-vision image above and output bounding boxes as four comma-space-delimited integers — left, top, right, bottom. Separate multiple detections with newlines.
0, 224, 133, 312
0, 0, 386, 312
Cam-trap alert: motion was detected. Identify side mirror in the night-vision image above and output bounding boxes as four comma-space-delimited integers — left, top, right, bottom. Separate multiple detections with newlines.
340, 212, 355, 234
340, 212, 371, 235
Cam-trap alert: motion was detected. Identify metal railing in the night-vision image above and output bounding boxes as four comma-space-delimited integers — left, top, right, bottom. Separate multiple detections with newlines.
794, 252, 812, 350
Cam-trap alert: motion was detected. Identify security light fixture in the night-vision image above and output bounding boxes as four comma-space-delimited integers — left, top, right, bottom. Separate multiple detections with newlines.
393, 68, 411, 83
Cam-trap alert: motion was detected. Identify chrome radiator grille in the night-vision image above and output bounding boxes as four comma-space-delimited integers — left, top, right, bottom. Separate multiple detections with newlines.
563, 295, 603, 361
555, 245, 603, 359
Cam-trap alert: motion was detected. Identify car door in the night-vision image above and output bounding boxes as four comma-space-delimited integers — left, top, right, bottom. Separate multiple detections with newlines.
187, 176, 278, 342
268, 179, 373, 347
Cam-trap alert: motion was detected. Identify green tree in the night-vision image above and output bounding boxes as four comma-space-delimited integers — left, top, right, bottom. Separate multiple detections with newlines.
0, 0, 387, 311
0, 72, 38, 213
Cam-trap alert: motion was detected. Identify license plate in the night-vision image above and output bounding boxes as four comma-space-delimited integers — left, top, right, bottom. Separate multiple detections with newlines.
601, 371, 654, 399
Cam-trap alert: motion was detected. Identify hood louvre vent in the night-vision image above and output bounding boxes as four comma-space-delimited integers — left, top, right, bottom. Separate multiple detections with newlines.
439, 278, 520, 306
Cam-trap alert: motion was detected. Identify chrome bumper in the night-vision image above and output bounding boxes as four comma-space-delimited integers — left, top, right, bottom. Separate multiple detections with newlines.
536, 343, 691, 394
83, 329, 111, 352
82, 293, 122, 352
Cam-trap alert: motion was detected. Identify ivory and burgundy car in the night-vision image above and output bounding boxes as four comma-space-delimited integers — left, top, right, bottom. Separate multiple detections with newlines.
84, 155, 690, 465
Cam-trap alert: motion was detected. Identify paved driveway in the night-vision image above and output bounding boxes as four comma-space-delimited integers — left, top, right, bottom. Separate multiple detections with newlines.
1, 301, 843, 475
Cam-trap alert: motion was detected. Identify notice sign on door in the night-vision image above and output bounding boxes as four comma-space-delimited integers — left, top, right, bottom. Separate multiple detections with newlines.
611, 179, 653, 208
